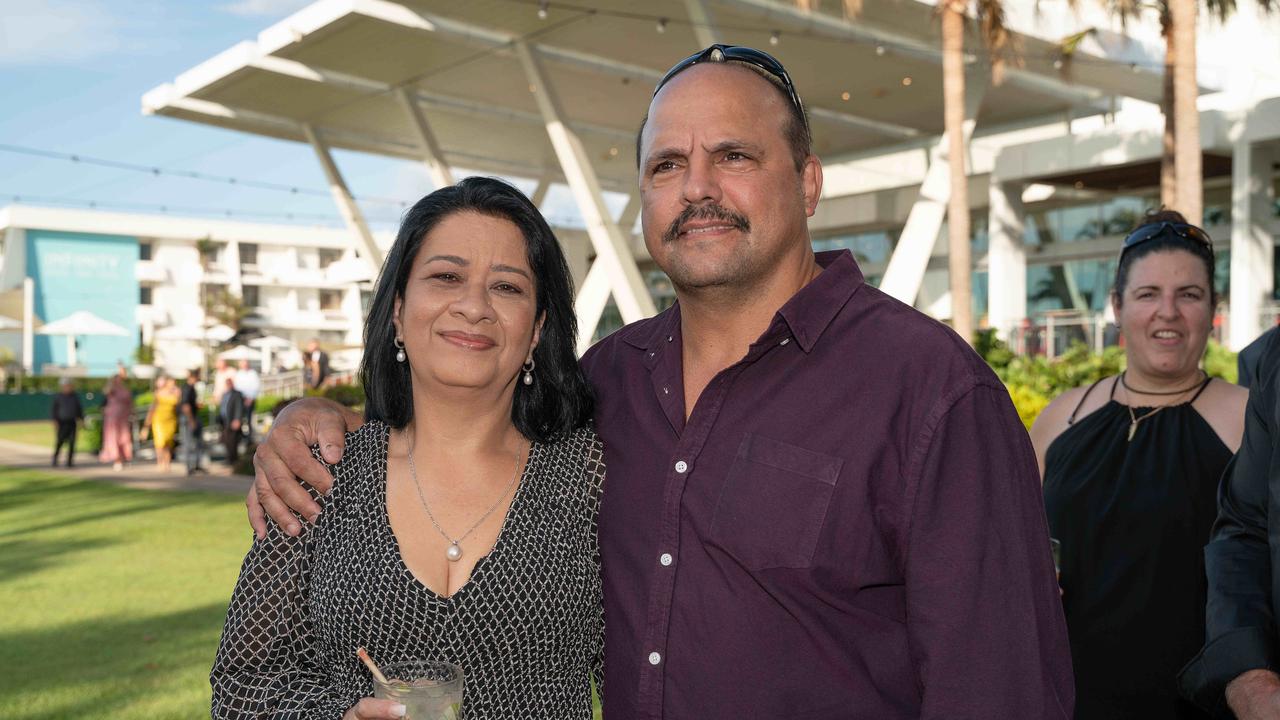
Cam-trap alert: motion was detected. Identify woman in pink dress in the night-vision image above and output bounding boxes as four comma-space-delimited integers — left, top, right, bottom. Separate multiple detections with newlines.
98, 374, 134, 471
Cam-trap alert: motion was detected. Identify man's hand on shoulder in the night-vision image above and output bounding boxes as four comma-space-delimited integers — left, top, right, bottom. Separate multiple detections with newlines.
247, 397, 363, 539
1228, 669, 1280, 720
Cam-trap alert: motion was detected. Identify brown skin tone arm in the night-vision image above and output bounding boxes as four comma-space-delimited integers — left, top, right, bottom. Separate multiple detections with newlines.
1227, 670, 1280, 720
246, 397, 361, 539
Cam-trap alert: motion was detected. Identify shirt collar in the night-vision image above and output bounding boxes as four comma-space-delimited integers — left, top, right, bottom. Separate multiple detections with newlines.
776, 250, 863, 353
621, 249, 863, 355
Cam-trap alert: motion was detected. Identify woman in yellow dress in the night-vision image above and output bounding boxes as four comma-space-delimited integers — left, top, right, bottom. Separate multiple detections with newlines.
143, 376, 181, 472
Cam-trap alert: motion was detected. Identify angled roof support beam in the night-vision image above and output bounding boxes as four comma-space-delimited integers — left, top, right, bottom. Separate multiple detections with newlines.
530, 175, 554, 207
396, 87, 455, 188
514, 40, 657, 351
618, 192, 642, 229
684, 0, 722, 47
302, 123, 385, 276
574, 260, 614, 356
879, 65, 989, 305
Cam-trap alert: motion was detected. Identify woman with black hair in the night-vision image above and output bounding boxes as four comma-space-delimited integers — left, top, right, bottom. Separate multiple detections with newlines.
211, 177, 602, 720
1030, 210, 1248, 719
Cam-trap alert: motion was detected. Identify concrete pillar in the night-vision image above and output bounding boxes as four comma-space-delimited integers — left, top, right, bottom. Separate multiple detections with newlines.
397, 88, 455, 189
987, 181, 1027, 340
514, 41, 656, 351
879, 65, 988, 306
303, 124, 384, 277
1228, 139, 1277, 350
683, 0, 721, 47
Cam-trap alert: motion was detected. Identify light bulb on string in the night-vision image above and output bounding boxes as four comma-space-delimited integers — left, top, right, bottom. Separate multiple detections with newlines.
769, 30, 780, 46
537, 0, 548, 20
656, 17, 667, 33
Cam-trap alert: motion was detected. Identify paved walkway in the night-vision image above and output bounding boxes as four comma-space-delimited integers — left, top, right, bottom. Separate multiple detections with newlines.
0, 437, 255, 496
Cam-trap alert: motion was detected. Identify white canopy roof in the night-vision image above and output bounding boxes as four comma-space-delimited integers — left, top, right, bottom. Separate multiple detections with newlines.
143, 0, 1169, 190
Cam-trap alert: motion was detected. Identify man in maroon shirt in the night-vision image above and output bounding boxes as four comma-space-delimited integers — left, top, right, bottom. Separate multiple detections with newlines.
247, 46, 1072, 718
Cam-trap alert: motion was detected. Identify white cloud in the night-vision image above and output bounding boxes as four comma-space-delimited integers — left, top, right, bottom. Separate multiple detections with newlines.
217, 0, 312, 17
0, 0, 121, 65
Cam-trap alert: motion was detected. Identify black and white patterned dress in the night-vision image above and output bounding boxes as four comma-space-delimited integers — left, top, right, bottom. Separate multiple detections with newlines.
211, 420, 605, 719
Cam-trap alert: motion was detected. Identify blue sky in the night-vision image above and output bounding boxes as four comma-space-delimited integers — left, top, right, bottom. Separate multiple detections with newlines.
0, 0, 596, 231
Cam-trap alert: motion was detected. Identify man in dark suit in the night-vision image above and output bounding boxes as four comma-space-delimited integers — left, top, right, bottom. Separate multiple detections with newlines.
1182, 333, 1280, 717
218, 377, 246, 467
51, 379, 83, 467
1238, 325, 1280, 389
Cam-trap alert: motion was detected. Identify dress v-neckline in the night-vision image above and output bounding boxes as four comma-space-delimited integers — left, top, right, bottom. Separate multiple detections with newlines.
375, 423, 536, 601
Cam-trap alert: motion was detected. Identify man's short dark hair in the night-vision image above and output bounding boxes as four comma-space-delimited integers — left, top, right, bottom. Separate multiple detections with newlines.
635, 61, 812, 174
360, 176, 593, 442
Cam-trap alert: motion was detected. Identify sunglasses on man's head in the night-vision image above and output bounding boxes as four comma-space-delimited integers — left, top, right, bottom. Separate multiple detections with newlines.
653, 44, 809, 134
1120, 221, 1214, 256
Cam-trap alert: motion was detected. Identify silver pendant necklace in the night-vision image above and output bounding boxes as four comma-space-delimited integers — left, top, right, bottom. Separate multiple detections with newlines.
406, 437, 523, 562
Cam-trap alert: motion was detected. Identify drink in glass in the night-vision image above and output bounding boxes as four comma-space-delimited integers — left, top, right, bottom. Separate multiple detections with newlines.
373, 660, 463, 720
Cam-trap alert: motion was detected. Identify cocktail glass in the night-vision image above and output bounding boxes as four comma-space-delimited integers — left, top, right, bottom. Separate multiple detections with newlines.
373, 660, 463, 720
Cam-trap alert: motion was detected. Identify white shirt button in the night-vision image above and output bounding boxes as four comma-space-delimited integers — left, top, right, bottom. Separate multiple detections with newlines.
674, 460, 688, 473
660, 553, 673, 566
648, 652, 662, 665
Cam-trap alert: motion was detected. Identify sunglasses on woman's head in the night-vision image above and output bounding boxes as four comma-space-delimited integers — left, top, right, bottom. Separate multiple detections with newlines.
1120, 221, 1214, 257
653, 44, 809, 134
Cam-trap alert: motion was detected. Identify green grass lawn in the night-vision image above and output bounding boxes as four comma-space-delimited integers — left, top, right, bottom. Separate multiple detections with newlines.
0, 421, 56, 448
0, 468, 250, 720
0, 468, 605, 719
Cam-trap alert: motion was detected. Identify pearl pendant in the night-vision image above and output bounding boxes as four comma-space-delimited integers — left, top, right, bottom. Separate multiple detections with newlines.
445, 543, 462, 562
522, 371, 532, 386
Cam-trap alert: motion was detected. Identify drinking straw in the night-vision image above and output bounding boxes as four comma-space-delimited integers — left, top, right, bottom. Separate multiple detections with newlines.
356, 647, 389, 685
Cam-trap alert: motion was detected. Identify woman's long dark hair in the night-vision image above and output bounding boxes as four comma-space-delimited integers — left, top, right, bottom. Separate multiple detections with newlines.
361, 176, 593, 441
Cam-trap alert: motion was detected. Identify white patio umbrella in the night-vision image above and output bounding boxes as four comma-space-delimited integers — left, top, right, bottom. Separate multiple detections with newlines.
217, 344, 259, 361
205, 324, 236, 343
249, 334, 296, 371
0, 314, 21, 331
35, 310, 129, 366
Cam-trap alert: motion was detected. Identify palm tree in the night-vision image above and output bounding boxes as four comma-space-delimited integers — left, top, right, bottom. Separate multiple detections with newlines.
798, 0, 1011, 345
1086, 0, 1275, 225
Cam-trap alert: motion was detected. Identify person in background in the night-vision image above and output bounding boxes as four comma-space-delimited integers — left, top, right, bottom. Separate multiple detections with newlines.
218, 377, 246, 468
1237, 324, 1279, 389
1030, 210, 1247, 718
143, 375, 180, 472
51, 379, 83, 467
233, 359, 261, 443
98, 372, 134, 471
303, 339, 329, 389
179, 369, 205, 476
212, 358, 236, 408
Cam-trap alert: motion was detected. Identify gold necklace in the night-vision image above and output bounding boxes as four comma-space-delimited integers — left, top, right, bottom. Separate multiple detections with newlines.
406, 438, 523, 562
1121, 374, 1203, 442
1125, 403, 1170, 442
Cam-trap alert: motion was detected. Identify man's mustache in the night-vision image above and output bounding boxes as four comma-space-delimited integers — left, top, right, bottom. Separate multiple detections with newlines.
662, 204, 751, 244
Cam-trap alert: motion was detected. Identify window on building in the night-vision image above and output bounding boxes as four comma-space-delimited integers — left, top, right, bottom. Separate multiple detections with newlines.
319, 289, 343, 311
242, 285, 260, 308
319, 248, 343, 269
140, 286, 153, 305
139, 241, 152, 261
240, 243, 258, 267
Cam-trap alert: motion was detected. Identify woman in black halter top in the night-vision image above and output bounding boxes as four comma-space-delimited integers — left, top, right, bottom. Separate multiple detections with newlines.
1030, 211, 1247, 719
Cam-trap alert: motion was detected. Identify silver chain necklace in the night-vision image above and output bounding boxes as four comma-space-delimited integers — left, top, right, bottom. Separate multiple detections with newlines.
406, 437, 524, 562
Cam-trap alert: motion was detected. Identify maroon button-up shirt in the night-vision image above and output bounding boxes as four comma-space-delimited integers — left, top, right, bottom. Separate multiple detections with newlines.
580, 250, 1073, 719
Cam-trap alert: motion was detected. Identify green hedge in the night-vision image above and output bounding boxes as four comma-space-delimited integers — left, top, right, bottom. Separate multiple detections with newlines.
976, 329, 1238, 429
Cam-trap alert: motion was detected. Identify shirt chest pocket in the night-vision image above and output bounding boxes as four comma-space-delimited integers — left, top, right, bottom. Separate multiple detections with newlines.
709, 433, 843, 570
